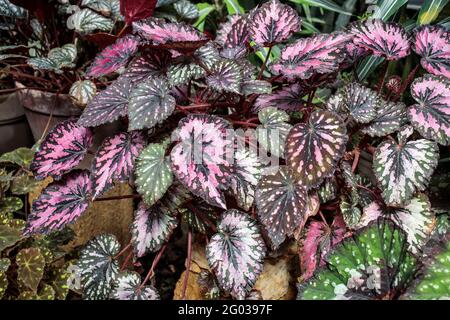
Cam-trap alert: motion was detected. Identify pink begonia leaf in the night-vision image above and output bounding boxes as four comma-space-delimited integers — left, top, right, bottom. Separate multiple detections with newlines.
286, 110, 348, 188
24, 170, 92, 235
413, 25, 450, 79
301, 214, 346, 280
113, 272, 160, 300
350, 19, 410, 60
216, 15, 249, 49
206, 209, 266, 299
131, 201, 178, 257
120, 0, 157, 24
271, 32, 350, 80
78, 78, 133, 127
91, 131, 146, 199
341, 41, 369, 68
120, 50, 171, 84
31, 120, 93, 180
86, 35, 140, 78
206, 60, 243, 94
255, 166, 308, 249
170, 114, 233, 209
408, 74, 450, 145
249, 0, 301, 47
253, 83, 306, 112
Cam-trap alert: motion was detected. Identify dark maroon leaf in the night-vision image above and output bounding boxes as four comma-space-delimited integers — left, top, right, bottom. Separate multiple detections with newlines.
120, 0, 157, 24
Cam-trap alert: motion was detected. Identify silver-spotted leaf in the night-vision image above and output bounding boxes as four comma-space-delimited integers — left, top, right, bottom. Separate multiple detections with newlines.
174, 0, 199, 20
48, 44, 77, 69
342, 83, 379, 123
256, 107, 292, 158
113, 272, 160, 300
362, 100, 407, 137
68, 8, 114, 33
206, 209, 266, 299
69, 80, 96, 107
241, 80, 272, 96
167, 62, 205, 87
121, 50, 171, 84
206, 60, 242, 94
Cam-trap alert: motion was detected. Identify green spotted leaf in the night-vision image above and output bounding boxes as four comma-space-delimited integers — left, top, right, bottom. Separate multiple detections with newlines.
19, 284, 55, 300
0, 147, 34, 168
340, 193, 361, 228
16, 248, 46, 292
113, 272, 160, 300
48, 44, 77, 68
0, 224, 22, 252
241, 80, 272, 96
167, 63, 205, 87
342, 83, 379, 123
318, 178, 338, 203
207, 60, 243, 94
69, 80, 97, 107
0, 196, 23, 213
11, 173, 40, 195
27, 57, 61, 72
0, 258, 10, 299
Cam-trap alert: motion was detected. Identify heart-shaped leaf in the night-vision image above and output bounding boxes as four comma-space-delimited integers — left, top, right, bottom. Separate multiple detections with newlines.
253, 83, 305, 112
286, 110, 348, 188
206, 209, 266, 299
91, 132, 146, 199
318, 178, 338, 203
373, 136, 439, 206
27, 57, 61, 72
255, 166, 308, 249
362, 100, 407, 137
256, 107, 292, 158
128, 77, 176, 130
413, 25, 450, 79
113, 272, 160, 300
78, 78, 133, 127
131, 201, 178, 257
120, 0, 157, 24
216, 15, 249, 48
408, 74, 450, 145
77, 234, 120, 300
25, 170, 92, 235
298, 219, 418, 300
342, 83, 379, 123
86, 35, 139, 78
135, 142, 173, 207
271, 32, 350, 80
206, 60, 242, 94
167, 62, 205, 87
249, 0, 301, 47
68, 8, 114, 33
0, 147, 34, 168
48, 44, 77, 68
69, 80, 96, 107
0, 224, 22, 252
121, 50, 171, 84
350, 19, 410, 60
30, 120, 93, 180
170, 114, 233, 209
16, 247, 46, 292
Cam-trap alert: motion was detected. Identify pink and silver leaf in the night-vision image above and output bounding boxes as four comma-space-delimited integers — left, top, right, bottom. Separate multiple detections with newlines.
350, 19, 410, 60
31, 120, 93, 180
249, 0, 301, 47
216, 15, 250, 49
408, 74, 450, 145
24, 170, 92, 236
78, 78, 133, 127
170, 114, 233, 209
206, 209, 266, 299
91, 131, 146, 199
342, 83, 379, 123
120, 50, 171, 84
286, 110, 348, 188
86, 35, 140, 78
413, 25, 450, 79
206, 60, 243, 94
255, 166, 308, 249
128, 77, 176, 131
253, 83, 306, 112
113, 272, 160, 300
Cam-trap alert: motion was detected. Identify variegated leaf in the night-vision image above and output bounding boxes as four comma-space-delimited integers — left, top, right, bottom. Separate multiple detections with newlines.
350, 19, 410, 60
68, 8, 114, 33
167, 62, 205, 87
373, 137, 439, 206
131, 201, 178, 257
128, 77, 176, 130
271, 32, 350, 80
241, 80, 272, 96
249, 0, 301, 46
0, 0, 27, 18
121, 50, 171, 84
16, 248, 45, 292
256, 107, 292, 158
77, 234, 120, 300
362, 100, 407, 137
113, 272, 160, 300
78, 78, 132, 127
286, 110, 348, 188
253, 83, 306, 112
91, 132, 146, 198
194, 42, 220, 69
206, 209, 266, 299
135, 143, 173, 207
174, 0, 199, 20
170, 115, 233, 209
30, 120, 93, 180
340, 193, 361, 228
69, 80, 96, 107
318, 178, 338, 203
24, 170, 92, 235
413, 25, 450, 79
408, 74, 450, 145
48, 44, 77, 68
342, 83, 379, 123
216, 14, 249, 48
27, 57, 61, 73
255, 166, 308, 249
206, 60, 242, 94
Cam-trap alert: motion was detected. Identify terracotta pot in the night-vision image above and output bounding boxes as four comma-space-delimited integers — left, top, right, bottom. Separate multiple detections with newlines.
0, 92, 34, 153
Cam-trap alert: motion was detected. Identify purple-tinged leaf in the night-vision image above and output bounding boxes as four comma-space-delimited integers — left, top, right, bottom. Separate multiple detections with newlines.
24, 170, 92, 235
128, 77, 176, 131
362, 100, 407, 137
167, 62, 205, 87
342, 83, 379, 123
301, 214, 346, 280
120, 50, 171, 84
86, 35, 140, 78
170, 114, 233, 209
120, 0, 157, 24
256, 107, 292, 158
206, 60, 243, 94
350, 19, 410, 60
206, 209, 266, 299
249, 0, 301, 47
91, 132, 146, 199
194, 42, 221, 69
318, 178, 338, 203
131, 201, 178, 257
77, 234, 120, 300
241, 80, 272, 96
253, 83, 306, 112
271, 32, 350, 80
341, 41, 369, 68
373, 136, 439, 206
216, 15, 243, 46
113, 272, 160, 300
286, 110, 348, 188
413, 25, 450, 79
408, 74, 450, 145
30, 120, 93, 180
135, 143, 173, 207
216, 15, 250, 48
255, 166, 308, 249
